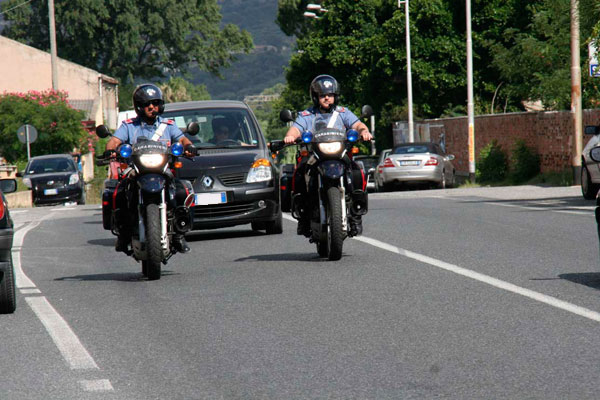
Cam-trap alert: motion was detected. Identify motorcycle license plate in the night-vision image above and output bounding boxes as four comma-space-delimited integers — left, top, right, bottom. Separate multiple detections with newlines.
195, 192, 227, 205
400, 160, 420, 166
44, 188, 58, 195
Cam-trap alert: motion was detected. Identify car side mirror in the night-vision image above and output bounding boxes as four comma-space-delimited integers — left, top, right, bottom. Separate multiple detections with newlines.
0, 178, 17, 194
279, 109, 294, 123
185, 121, 199, 136
585, 125, 600, 135
360, 105, 373, 119
15, 171, 23, 178
95, 125, 112, 139
269, 140, 285, 153
590, 147, 600, 162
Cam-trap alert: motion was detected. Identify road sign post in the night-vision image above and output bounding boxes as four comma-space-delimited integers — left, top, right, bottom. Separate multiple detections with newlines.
16, 124, 38, 161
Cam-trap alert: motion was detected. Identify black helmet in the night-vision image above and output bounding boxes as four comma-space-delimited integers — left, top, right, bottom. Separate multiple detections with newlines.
133, 83, 165, 116
310, 75, 339, 110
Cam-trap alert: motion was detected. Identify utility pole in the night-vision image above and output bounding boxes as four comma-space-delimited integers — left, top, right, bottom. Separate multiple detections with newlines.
571, 0, 582, 184
48, 0, 58, 90
466, 0, 475, 183
398, 0, 414, 142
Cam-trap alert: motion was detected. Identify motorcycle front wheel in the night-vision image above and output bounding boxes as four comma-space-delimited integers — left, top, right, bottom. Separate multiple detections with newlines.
143, 203, 163, 280
325, 186, 344, 261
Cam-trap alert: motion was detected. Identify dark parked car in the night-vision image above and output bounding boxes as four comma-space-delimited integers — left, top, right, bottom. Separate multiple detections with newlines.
162, 101, 282, 234
0, 178, 17, 313
18, 154, 85, 206
354, 155, 378, 184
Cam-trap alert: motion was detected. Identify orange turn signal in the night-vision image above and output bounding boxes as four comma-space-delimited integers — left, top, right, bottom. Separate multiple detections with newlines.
300, 150, 309, 157
351, 147, 360, 154
251, 158, 271, 168
120, 163, 128, 170
173, 161, 183, 169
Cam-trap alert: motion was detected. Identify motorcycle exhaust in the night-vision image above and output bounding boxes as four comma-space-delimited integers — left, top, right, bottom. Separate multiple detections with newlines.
174, 206, 193, 233
351, 190, 368, 216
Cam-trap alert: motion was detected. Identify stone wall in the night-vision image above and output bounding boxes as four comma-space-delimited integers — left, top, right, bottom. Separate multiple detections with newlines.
421, 109, 600, 174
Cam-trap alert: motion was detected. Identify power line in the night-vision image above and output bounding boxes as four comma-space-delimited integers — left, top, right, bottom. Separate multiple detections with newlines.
0, 0, 33, 16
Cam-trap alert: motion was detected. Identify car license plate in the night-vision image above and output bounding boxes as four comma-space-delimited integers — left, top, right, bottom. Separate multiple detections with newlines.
195, 192, 227, 205
400, 160, 420, 166
44, 188, 58, 195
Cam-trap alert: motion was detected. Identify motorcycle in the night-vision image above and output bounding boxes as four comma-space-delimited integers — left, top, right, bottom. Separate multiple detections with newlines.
270, 106, 372, 261
95, 123, 198, 280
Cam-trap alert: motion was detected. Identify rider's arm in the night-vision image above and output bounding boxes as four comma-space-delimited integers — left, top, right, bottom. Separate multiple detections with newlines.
106, 136, 123, 151
284, 125, 301, 144
351, 120, 373, 141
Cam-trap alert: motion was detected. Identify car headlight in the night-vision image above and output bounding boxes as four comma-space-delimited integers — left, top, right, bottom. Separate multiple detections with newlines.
138, 154, 166, 168
318, 142, 343, 155
247, 158, 272, 183
22, 177, 31, 188
68, 173, 80, 185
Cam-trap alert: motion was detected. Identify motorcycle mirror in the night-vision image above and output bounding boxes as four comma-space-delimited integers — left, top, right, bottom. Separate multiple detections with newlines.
279, 109, 294, 123
360, 105, 374, 119
95, 125, 112, 139
590, 147, 600, 162
185, 121, 200, 136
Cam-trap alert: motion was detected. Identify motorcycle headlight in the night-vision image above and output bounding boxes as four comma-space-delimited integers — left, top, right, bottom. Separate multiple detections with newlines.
68, 173, 80, 185
246, 158, 272, 183
318, 142, 343, 155
138, 154, 166, 168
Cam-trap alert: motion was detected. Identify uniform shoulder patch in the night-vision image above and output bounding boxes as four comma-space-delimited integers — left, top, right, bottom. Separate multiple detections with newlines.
124, 118, 134, 124
163, 119, 174, 125
301, 110, 311, 116
336, 106, 346, 112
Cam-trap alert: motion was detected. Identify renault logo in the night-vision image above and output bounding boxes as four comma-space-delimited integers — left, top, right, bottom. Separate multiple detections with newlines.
202, 176, 213, 189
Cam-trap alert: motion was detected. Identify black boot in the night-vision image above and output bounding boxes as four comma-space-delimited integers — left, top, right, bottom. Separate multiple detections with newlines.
297, 217, 311, 237
115, 233, 132, 254
172, 234, 190, 253
348, 216, 363, 237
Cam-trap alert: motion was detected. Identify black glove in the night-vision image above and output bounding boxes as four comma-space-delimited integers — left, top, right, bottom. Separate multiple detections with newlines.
103, 150, 114, 159
185, 144, 197, 155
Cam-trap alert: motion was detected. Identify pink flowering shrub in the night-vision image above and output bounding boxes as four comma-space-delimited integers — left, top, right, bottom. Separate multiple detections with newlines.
0, 89, 88, 162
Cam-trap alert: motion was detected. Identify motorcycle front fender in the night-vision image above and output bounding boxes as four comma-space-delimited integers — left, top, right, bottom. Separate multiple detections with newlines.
137, 174, 166, 194
318, 160, 345, 180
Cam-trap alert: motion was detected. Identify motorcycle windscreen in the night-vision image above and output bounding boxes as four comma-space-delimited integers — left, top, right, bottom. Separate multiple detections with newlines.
137, 174, 166, 193
319, 160, 345, 179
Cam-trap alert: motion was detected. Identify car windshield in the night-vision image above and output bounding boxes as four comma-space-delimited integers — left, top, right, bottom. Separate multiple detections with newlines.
162, 108, 261, 149
393, 145, 432, 154
27, 158, 75, 174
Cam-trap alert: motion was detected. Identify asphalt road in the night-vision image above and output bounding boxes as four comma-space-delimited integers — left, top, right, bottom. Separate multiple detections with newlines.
2, 185, 600, 399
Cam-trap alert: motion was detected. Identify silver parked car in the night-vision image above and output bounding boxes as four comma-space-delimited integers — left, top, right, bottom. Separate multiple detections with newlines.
373, 142, 455, 191
581, 125, 600, 199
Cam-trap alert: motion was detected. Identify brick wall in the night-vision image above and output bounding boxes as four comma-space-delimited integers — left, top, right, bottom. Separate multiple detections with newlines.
422, 109, 600, 174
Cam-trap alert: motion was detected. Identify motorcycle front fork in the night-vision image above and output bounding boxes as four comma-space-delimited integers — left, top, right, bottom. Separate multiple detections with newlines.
137, 189, 169, 251
318, 175, 347, 232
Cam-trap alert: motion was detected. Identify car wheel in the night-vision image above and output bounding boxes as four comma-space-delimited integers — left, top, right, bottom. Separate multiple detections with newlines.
265, 208, 283, 235
77, 189, 86, 205
582, 165, 600, 200
0, 256, 16, 314
438, 170, 446, 189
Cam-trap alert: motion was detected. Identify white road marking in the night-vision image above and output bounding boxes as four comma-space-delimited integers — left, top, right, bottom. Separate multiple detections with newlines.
25, 297, 99, 370
20, 288, 41, 294
79, 379, 114, 392
282, 213, 600, 322
484, 201, 592, 215
12, 216, 51, 289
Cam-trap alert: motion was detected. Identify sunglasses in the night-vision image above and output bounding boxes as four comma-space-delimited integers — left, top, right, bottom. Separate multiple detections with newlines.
143, 99, 162, 108
318, 94, 334, 99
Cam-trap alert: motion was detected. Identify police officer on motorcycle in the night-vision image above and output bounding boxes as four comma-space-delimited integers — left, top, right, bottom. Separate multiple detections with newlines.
106, 83, 196, 254
283, 75, 373, 236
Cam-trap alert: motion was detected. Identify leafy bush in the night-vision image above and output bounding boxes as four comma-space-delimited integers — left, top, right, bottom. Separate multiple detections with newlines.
510, 140, 540, 183
0, 90, 88, 163
476, 140, 508, 183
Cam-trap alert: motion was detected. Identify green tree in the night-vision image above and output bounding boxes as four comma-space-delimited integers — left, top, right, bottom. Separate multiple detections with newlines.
159, 77, 211, 103
1, 0, 254, 83
0, 90, 88, 162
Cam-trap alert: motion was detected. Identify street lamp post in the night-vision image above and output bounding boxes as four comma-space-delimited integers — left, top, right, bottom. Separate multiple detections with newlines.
398, 0, 414, 143
466, 0, 475, 183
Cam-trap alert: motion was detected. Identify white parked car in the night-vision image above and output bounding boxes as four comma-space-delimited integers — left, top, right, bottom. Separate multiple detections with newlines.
373, 142, 455, 191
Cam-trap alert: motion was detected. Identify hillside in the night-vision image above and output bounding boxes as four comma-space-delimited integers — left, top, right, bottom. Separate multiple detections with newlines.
191, 0, 294, 100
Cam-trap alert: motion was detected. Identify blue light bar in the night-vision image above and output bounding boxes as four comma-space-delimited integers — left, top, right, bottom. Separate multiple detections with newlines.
347, 129, 359, 142
302, 131, 313, 143
119, 144, 133, 158
171, 142, 184, 156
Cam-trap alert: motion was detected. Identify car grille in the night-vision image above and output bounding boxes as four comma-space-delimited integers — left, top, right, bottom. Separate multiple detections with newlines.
219, 173, 246, 186
193, 201, 254, 218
